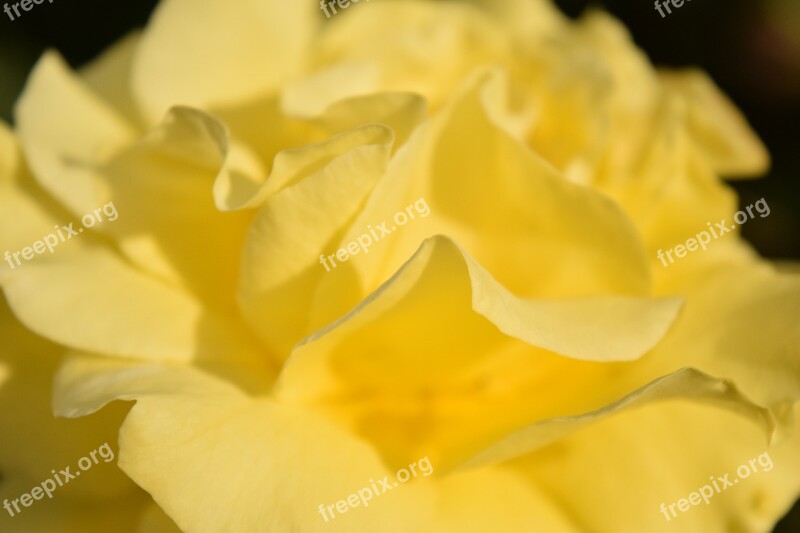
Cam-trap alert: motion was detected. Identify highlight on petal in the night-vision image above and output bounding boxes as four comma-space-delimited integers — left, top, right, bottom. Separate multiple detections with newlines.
316, 69, 654, 304
3, 246, 267, 379
308, 92, 428, 152
132, 0, 318, 122
14, 52, 137, 218
99, 106, 260, 309
464, 254, 683, 363
80, 32, 145, 129
249, 124, 394, 202
212, 88, 427, 214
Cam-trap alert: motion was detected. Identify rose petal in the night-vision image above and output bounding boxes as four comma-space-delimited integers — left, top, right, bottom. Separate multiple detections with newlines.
14, 52, 137, 219
458, 368, 775, 471
277, 237, 681, 469
100, 106, 261, 310
54, 359, 435, 533
3, 246, 268, 377
513, 399, 800, 532
661, 69, 770, 178
132, 0, 317, 122
315, 69, 653, 307
0, 297, 142, 514
80, 32, 145, 129
238, 125, 395, 358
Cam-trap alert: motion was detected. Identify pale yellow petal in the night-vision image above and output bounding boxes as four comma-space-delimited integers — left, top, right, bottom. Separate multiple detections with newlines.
316, 70, 652, 308
3, 247, 269, 380
0, 122, 89, 285
132, 0, 317, 122
80, 32, 145, 129
238, 125, 395, 358
99, 106, 259, 310
314, 1, 510, 110
513, 400, 800, 532
14, 52, 137, 218
55, 358, 435, 533
642, 246, 800, 410
458, 368, 775, 471
278, 237, 682, 470
0, 297, 150, 531
0, 299, 133, 497
661, 69, 770, 178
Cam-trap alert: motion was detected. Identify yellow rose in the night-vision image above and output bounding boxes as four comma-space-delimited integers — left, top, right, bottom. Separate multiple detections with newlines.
0, 123, 182, 531
1, 0, 798, 532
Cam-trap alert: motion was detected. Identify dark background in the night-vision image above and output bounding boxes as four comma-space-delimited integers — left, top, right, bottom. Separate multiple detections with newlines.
0, 0, 797, 530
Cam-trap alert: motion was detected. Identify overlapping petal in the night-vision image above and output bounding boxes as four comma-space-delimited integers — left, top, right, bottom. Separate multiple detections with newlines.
278, 236, 682, 470
513, 400, 800, 532
131, 0, 318, 123
1, 0, 796, 530
14, 52, 137, 219
54, 358, 436, 533
0, 296, 152, 532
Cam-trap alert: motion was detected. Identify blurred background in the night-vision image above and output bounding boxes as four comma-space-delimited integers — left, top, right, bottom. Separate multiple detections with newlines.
0, 0, 797, 529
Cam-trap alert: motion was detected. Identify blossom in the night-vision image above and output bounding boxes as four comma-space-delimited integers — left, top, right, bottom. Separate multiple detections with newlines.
1, 0, 798, 531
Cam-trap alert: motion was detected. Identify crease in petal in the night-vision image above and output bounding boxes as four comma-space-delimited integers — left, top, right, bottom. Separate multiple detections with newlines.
320, 69, 655, 303
279, 236, 681, 400
275, 236, 683, 471
0, 122, 93, 285
238, 125, 395, 359
99, 106, 259, 310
